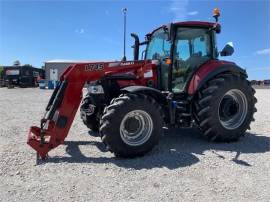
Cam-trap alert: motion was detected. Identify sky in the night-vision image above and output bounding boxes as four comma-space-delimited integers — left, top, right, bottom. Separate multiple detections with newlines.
0, 0, 269, 80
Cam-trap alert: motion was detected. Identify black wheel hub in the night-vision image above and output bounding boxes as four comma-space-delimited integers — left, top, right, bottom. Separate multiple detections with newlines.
218, 89, 248, 130
124, 117, 140, 134
219, 96, 239, 121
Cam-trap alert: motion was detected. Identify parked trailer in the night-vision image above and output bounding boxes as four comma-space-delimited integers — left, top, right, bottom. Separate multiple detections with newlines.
3, 65, 45, 88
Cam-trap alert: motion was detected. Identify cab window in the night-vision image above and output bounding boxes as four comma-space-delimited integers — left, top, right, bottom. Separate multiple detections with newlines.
146, 29, 171, 60
176, 40, 190, 60
146, 28, 172, 90
172, 27, 212, 93
193, 36, 210, 57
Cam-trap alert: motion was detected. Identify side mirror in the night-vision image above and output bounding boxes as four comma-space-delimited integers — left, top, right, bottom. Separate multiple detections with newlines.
220, 42, 234, 56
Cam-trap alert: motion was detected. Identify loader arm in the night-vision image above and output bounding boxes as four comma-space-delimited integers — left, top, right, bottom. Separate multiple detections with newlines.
27, 62, 142, 159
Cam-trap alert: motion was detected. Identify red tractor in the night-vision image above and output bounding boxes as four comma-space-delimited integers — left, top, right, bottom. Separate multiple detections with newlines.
27, 9, 256, 159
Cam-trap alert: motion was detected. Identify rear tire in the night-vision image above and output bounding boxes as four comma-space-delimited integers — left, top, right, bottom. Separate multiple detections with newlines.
194, 74, 257, 142
100, 93, 164, 158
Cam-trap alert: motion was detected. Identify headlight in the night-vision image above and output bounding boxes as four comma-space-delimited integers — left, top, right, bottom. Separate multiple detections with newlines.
87, 85, 104, 94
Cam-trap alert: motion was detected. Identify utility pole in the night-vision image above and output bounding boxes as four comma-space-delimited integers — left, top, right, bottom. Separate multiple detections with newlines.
122, 8, 127, 61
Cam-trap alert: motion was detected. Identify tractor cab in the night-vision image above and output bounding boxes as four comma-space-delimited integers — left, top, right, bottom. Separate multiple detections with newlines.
129, 9, 234, 94
145, 22, 219, 93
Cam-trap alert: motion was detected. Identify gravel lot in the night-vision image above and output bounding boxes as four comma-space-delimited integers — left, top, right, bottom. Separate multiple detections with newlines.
0, 87, 269, 201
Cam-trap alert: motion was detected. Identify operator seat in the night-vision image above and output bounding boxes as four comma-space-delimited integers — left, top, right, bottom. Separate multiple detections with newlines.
186, 51, 209, 69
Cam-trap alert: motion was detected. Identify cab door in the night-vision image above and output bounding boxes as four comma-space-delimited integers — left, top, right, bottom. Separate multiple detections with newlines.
145, 28, 171, 91
172, 27, 212, 93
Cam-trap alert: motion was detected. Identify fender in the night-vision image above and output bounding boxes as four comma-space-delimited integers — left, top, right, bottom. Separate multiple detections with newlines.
120, 85, 167, 105
187, 60, 247, 95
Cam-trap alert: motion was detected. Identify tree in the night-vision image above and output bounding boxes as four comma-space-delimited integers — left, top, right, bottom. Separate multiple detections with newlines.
0, 66, 4, 79
23, 64, 33, 67
13, 60, 21, 66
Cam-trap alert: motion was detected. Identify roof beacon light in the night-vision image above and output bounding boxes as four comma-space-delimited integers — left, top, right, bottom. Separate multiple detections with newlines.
213, 8, 220, 22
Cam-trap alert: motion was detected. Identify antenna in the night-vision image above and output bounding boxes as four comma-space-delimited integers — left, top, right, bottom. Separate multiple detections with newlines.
122, 8, 127, 61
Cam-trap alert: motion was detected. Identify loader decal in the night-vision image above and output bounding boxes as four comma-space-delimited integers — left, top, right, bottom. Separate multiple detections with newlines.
85, 63, 104, 71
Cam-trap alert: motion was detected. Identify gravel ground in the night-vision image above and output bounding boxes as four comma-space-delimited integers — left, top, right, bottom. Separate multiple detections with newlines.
0, 87, 269, 201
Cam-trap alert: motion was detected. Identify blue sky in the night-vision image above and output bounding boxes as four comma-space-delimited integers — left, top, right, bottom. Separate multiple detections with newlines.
0, 0, 269, 80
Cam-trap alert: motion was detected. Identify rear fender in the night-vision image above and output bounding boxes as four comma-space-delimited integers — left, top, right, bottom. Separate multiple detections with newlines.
187, 62, 247, 95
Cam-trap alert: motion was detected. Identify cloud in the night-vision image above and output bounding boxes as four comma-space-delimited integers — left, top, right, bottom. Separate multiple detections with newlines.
188, 11, 198, 16
169, 0, 189, 22
75, 28, 85, 34
255, 48, 270, 55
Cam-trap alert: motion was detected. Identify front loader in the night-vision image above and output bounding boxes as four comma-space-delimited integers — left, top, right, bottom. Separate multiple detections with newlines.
27, 9, 256, 159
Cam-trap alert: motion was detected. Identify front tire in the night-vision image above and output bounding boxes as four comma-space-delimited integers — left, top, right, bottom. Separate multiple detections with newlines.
80, 95, 100, 132
100, 93, 164, 158
194, 74, 257, 142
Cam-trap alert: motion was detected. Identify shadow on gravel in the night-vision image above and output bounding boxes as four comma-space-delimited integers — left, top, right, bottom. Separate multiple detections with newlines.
43, 128, 270, 169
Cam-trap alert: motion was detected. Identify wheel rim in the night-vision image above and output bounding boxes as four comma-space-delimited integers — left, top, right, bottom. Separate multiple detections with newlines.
120, 110, 153, 146
218, 89, 248, 130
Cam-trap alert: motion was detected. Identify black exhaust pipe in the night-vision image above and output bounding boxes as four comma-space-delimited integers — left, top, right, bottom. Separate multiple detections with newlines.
131, 33, 139, 60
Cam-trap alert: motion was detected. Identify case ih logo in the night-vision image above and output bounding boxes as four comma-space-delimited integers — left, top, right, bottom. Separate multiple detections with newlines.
85, 63, 104, 71
121, 61, 134, 66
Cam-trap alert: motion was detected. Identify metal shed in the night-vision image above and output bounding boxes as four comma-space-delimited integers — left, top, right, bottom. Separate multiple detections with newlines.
44, 60, 79, 81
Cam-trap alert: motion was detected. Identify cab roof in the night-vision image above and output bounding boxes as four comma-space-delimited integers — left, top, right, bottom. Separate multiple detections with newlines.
150, 21, 218, 35
174, 21, 216, 27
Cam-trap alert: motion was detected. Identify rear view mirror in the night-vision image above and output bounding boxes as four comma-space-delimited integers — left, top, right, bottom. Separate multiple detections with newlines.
220, 42, 234, 56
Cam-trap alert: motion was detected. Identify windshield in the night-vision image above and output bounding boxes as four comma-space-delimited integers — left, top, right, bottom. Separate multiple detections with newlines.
146, 29, 171, 60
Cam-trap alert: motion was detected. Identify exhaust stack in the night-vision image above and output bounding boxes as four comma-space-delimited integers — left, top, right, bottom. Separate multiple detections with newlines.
131, 33, 139, 60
